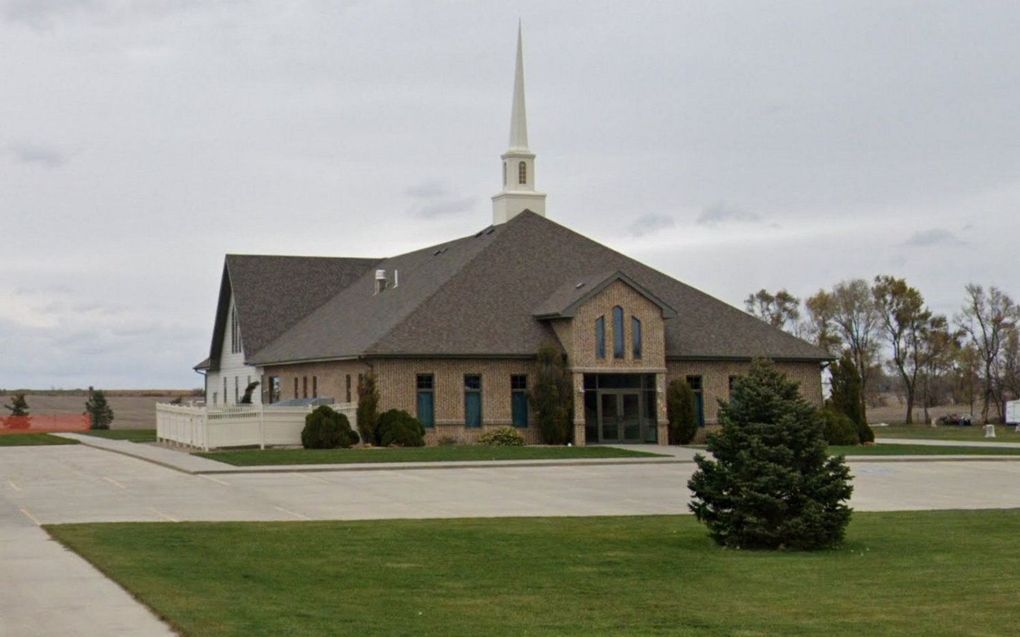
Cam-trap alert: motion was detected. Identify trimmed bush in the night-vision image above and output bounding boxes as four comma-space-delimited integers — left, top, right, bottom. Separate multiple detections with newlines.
478, 426, 525, 447
688, 359, 854, 550
821, 409, 859, 446
377, 409, 426, 447
357, 373, 380, 445
301, 405, 359, 449
667, 379, 698, 444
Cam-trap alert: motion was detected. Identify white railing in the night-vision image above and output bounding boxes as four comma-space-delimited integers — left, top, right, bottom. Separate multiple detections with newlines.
156, 402, 358, 451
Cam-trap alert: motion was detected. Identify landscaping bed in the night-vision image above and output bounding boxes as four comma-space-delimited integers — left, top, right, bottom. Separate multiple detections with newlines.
198, 445, 664, 466
47, 510, 1020, 636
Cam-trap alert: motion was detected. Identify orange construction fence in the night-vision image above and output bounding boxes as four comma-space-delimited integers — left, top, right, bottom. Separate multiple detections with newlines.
0, 414, 92, 434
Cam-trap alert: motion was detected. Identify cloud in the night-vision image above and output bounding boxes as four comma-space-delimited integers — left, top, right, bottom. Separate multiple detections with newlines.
696, 202, 762, 226
903, 228, 965, 247
404, 180, 475, 218
403, 181, 448, 198
628, 213, 675, 237
8, 142, 67, 167
0, 0, 102, 29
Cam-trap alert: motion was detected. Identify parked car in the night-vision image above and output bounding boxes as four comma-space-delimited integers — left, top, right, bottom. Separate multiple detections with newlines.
938, 413, 973, 427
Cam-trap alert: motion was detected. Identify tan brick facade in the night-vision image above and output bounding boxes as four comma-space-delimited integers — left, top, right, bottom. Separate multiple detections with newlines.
666, 359, 824, 426
262, 360, 370, 405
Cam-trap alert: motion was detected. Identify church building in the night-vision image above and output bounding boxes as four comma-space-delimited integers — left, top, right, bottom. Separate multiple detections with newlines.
194, 28, 829, 446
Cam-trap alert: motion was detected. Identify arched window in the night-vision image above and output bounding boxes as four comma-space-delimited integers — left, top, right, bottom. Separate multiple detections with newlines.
595, 316, 606, 359
518, 161, 527, 185
632, 316, 642, 359
612, 306, 625, 359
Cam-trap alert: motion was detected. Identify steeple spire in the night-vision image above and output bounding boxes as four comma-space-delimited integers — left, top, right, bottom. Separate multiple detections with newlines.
492, 22, 546, 225
508, 22, 529, 151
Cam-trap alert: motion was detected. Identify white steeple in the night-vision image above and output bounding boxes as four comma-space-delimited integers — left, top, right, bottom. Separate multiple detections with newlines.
492, 22, 546, 225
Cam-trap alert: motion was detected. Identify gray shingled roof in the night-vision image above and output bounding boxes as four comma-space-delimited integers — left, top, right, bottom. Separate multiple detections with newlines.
245, 212, 830, 364
206, 254, 379, 371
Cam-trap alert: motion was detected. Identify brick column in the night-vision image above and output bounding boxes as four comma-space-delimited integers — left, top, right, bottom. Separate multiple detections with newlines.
573, 371, 586, 446
656, 372, 669, 446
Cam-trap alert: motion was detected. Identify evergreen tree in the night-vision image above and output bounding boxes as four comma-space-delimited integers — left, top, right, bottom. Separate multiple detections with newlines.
356, 373, 380, 445
688, 360, 854, 550
666, 379, 698, 444
829, 351, 873, 443
529, 345, 574, 444
3, 392, 29, 416
85, 387, 114, 430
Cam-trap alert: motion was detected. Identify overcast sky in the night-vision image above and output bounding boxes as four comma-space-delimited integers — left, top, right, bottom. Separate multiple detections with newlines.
2, 1, 1018, 389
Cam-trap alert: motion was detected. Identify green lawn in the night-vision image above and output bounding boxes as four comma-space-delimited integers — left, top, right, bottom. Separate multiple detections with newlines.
875, 424, 1019, 442
47, 510, 1020, 637
0, 433, 79, 446
831, 443, 1020, 456
80, 429, 157, 442
198, 445, 664, 466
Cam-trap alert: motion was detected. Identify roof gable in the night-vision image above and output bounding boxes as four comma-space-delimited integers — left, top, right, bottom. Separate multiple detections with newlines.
533, 270, 678, 320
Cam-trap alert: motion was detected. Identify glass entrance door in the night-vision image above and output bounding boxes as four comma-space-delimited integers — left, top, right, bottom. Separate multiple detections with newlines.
598, 391, 642, 443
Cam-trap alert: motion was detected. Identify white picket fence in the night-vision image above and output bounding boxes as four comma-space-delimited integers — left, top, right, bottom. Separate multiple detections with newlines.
156, 403, 358, 451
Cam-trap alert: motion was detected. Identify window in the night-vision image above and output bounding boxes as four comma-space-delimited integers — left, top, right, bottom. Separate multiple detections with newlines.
294, 377, 299, 399
612, 306, 625, 359
234, 377, 239, 403
417, 374, 435, 428
212, 392, 218, 406
345, 374, 352, 403
686, 375, 705, 427
518, 160, 526, 184
312, 376, 318, 399
595, 316, 606, 359
511, 375, 528, 427
302, 376, 308, 399
464, 374, 482, 427
230, 306, 242, 354
728, 375, 742, 395
269, 377, 280, 404
632, 316, 642, 359
223, 378, 228, 405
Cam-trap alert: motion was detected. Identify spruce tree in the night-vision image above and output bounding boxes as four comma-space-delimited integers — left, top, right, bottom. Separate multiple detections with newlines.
688, 360, 853, 550
529, 345, 574, 444
666, 379, 698, 444
85, 387, 115, 430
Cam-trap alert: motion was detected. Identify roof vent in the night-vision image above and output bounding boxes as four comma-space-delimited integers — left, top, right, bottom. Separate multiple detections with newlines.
374, 269, 387, 295
575, 281, 586, 289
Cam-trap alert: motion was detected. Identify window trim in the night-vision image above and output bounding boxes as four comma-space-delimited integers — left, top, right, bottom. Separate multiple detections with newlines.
511, 374, 528, 428
631, 316, 642, 359
464, 374, 482, 428
416, 373, 435, 428
518, 160, 527, 184
595, 315, 606, 359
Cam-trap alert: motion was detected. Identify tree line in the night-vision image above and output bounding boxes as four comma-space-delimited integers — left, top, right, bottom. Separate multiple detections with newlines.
745, 279, 1020, 424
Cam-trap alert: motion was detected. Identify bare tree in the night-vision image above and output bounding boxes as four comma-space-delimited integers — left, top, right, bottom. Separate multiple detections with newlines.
955, 284, 1019, 423
744, 288, 801, 334
829, 279, 881, 420
803, 290, 841, 354
872, 275, 931, 424
918, 315, 959, 424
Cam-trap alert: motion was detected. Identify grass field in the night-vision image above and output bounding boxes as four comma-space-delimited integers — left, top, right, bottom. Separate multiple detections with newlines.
199, 445, 663, 466
47, 510, 1020, 637
831, 443, 1020, 456
0, 433, 79, 446
80, 429, 157, 442
875, 424, 1019, 442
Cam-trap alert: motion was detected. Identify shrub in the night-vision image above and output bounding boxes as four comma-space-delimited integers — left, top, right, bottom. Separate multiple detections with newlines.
820, 408, 859, 446
667, 379, 698, 444
377, 409, 426, 447
3, 392, 29, 417
301, 405, 359, 449
478, 426, 525, 447
829, 351, 874, 444
356, 373, 380, 445
530, 345, 573, 444
688, 359, 853, 550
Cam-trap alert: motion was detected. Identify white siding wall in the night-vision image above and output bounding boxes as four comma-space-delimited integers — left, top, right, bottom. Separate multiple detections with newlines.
206, 295, 262, 406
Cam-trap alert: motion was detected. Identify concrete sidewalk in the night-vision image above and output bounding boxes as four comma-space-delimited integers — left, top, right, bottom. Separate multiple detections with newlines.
877, 436, 1020, 449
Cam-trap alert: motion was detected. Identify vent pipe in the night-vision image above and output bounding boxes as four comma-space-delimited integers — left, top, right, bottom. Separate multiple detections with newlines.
374, 269, 387, 295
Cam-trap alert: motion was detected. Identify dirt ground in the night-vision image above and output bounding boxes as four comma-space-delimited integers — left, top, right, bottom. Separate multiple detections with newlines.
0, 391, 197, 429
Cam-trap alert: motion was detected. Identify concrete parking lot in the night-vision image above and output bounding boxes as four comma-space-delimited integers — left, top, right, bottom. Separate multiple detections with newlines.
4, 443, 1020, 636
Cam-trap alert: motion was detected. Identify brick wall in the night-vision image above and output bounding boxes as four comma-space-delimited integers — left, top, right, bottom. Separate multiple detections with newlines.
666, 359, 824, 425
262, 360, 370, 405
562, 280, 666, 371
